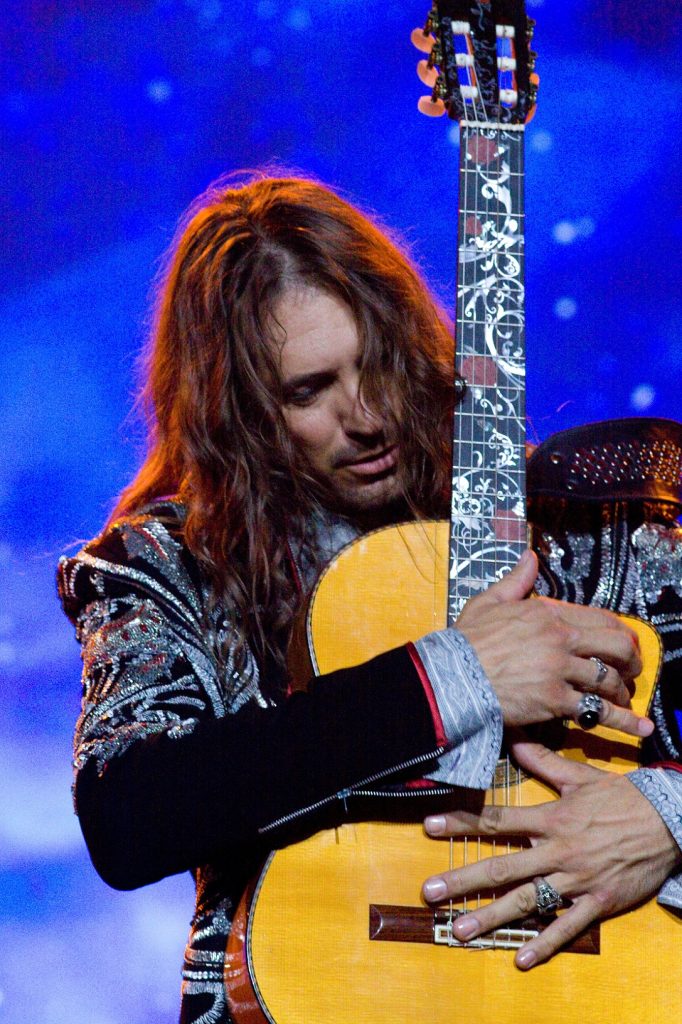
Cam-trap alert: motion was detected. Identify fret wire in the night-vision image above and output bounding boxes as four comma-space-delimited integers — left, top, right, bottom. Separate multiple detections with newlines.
459, 170, 526, 178
459, 209, 525, 216
454, 402, 525, 410
455, 318, 526, 325
460, 120, 525, 132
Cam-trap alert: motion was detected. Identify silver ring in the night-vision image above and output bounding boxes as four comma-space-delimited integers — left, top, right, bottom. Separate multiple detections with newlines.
577, 691, 603, 730
590, 655, 608, 685
533, 876, 563, 917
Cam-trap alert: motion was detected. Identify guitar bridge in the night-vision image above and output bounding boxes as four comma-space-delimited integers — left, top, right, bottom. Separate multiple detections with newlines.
369, 904, 600, 955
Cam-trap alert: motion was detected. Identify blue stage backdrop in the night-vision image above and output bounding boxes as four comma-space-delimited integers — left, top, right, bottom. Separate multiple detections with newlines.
1, 2, 680, 1020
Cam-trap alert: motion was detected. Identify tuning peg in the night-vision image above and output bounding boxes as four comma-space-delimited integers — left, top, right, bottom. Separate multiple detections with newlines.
528, 49, 538, 71
418, 94, 446, 117
526, 16, 536, 40
431, 74, 449, 101
427, 41, 443, 68
529, 71, 540, 105
423, 3, 438, 35
410, 26, 434, 54
417, 58, 439, 87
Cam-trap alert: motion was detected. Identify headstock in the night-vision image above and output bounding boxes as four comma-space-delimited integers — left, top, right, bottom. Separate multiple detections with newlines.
412, 2, 538, 124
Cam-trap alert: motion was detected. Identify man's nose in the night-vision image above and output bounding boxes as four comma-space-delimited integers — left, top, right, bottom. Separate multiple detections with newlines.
340, 382, 383, 436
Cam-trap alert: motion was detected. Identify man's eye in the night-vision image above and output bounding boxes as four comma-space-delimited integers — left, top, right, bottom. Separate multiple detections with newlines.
284, 376, 332, 406
285, 386, 320, 407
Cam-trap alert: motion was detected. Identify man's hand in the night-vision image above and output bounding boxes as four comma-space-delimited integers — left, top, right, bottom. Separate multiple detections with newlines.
421, 742, 682, 969
456, 550, 651, 737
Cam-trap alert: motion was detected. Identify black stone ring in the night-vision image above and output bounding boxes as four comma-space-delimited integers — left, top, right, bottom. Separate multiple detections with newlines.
577, 691, 603, 730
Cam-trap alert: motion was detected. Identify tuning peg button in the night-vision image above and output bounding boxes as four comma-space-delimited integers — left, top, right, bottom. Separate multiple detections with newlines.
418, 95, 446, 117
417, 59, 439, 87
410, 27, 434, 54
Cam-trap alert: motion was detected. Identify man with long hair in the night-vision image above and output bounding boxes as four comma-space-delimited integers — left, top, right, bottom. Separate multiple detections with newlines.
58, 174, 682, 1024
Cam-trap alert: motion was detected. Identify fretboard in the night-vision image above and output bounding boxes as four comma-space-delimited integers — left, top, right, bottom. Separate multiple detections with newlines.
448, 124, 527, 624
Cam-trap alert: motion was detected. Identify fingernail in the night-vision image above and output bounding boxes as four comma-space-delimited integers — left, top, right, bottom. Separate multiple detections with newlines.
516, 948, 538, 970
425, 814, 447, 835
423, 878, 448, 901
638, 717, 654, 737
454, 915, 479, 939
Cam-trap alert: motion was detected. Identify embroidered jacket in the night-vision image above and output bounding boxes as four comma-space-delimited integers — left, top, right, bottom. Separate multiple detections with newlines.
58, 498, 682, 1024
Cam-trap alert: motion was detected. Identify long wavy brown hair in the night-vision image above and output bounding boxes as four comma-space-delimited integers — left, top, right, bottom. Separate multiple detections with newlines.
113, 172, 457, 690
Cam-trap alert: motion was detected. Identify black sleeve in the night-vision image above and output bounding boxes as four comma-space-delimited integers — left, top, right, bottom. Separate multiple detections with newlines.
58, 517, 441, 892
74, 645, 440, 891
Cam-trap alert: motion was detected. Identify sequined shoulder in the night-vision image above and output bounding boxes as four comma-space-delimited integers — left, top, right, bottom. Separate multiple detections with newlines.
57, 500, 204, 632
62, 499, 265, 779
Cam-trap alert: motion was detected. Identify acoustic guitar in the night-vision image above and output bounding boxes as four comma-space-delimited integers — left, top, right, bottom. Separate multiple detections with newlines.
226, 4, 677, 1022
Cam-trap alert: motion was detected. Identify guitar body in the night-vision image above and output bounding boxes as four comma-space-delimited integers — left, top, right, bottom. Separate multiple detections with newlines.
227, 523, 679, 1024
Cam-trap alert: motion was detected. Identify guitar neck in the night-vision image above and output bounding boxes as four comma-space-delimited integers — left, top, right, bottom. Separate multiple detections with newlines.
448, 123, 527, 624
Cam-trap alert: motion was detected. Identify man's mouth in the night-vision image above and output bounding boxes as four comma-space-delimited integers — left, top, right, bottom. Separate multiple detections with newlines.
340, 444, 399, 478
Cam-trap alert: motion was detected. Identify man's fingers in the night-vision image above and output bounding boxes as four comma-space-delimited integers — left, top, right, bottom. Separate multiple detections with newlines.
555, 601, 641, 644
424, 802, 545, 841
515, 896, 602, 969
422, 845, 553, 904
566, 655, 631, 706
593, 698, 654, 738
568, 627, 642, 681
443, 880, 604, 971
436, 877, 604, 971
465, 550, 538, 610
450, 881, 549, 943
448, 880, 540, 942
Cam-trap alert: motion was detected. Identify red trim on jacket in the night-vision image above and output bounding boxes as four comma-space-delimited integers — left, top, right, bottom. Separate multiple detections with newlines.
405, 777, 442, 790
406, 641, 448, 749
650, 761, 682, 775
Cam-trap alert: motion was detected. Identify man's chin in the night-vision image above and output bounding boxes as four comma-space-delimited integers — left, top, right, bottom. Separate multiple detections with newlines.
326, 473, 405, 520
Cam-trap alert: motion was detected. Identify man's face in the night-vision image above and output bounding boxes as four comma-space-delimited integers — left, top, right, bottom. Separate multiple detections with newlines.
274, 285, 401, 516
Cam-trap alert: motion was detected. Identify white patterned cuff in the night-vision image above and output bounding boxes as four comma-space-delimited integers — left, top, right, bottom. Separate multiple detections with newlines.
628, 767, 682, 909
413, 629, 503, 789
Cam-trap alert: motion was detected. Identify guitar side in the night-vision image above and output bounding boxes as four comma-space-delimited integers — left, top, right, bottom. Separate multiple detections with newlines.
227, 522, 680, 1024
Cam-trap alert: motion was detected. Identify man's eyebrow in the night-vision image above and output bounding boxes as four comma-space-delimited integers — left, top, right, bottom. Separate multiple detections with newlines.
282, 370, 333, 391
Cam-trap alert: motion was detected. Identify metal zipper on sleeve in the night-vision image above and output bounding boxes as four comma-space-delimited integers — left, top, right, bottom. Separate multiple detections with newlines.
258, 744, 449, 835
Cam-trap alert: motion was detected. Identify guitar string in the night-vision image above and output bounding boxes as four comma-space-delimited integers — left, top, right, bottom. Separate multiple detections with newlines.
462, 15, 494, 929
475, 14, 526, 936
500, 21, 521, 941
515, 20, 530, 941
491, 16, 501, 918
473, 14, 501, 917
481, 24, 498, 920
447, 13, 464, 935
453, 17, 476, 927
511, 16, 530, 945
452, 15, 491, 932
466, 17, 492, 923
458, 25, 472, 921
